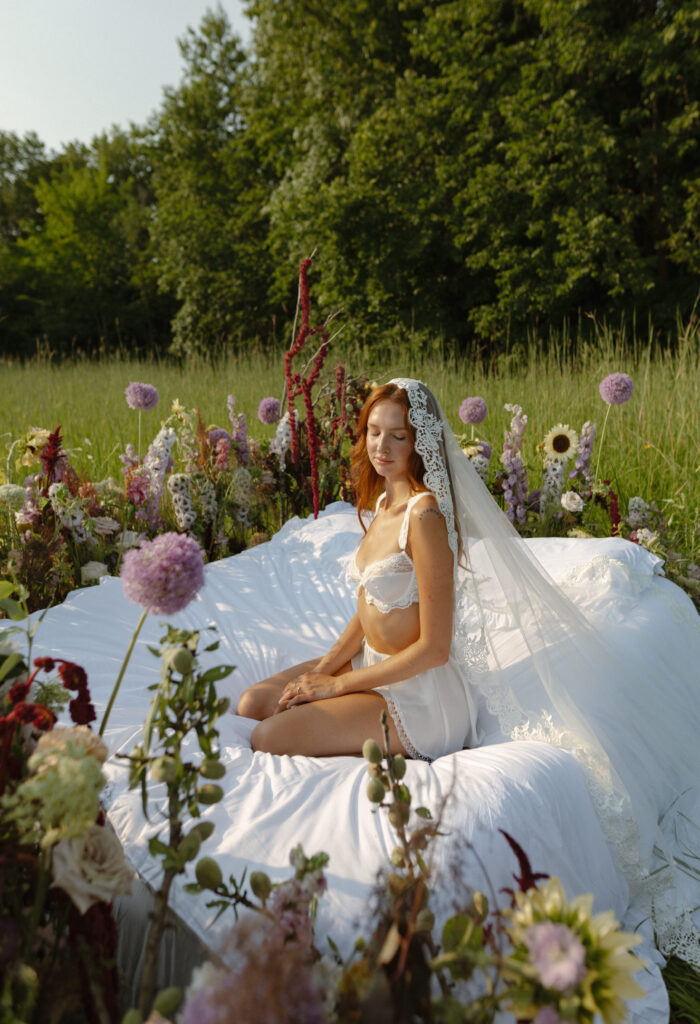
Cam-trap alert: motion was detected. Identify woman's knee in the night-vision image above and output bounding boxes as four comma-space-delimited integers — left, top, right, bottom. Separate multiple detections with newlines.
237, 687, 268, 720
251, 718, 289, 755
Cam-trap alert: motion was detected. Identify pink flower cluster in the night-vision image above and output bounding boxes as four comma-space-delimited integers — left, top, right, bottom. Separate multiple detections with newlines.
500, 404, 529, 524
121, 532, 205, 615
124, 381, 159, 411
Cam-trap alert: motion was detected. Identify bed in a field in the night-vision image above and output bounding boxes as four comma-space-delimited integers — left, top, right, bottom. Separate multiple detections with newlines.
29, 504, 700, 1022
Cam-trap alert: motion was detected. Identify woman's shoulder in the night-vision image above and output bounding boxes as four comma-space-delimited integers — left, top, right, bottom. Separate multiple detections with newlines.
407, 492, 446, 536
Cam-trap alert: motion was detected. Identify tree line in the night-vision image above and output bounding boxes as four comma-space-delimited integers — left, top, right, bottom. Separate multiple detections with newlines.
1, 0, 699, 359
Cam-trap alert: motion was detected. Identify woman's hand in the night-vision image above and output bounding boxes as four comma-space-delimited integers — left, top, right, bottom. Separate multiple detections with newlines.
276, 671, 344, 712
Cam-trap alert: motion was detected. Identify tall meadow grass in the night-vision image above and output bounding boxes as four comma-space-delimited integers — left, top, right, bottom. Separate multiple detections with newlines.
2, 322, 698, 553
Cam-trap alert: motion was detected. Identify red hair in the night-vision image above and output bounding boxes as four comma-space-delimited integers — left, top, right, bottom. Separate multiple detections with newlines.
350, 384, 428, 531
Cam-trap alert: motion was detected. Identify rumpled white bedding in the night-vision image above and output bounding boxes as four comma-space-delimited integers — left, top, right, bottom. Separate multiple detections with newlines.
25, 503, 700, 1022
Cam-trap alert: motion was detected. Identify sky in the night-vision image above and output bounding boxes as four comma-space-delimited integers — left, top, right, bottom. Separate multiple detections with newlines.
0, 0, 251, 153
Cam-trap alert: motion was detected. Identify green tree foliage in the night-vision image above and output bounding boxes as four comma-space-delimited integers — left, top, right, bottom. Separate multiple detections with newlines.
150, 7, 274, 355
1, 1, 698, 356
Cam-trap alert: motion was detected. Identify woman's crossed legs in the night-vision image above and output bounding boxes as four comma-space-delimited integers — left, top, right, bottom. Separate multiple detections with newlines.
236, 659, 408, 758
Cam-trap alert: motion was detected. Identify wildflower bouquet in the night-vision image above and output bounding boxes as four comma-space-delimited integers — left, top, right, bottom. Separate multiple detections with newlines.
0, 600, 132, 1023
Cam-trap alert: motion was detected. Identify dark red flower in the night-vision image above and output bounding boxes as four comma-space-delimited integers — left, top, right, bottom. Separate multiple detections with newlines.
58, 661, 88, 692
40, 426, 64, 490
8, 682, 30, 705
69, 697, 96, 726
34, 656, 56, 672
31, 704, 56, 731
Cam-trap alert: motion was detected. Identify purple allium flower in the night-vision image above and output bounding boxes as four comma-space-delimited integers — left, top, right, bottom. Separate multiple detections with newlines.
524, 921, 586, 991
121, 532, 205, 615
599, 373, 634, 406
459, 396, 488, 425
258, 397, 282, 425
124, 381, 159, 411
477, 441, 492, 461
208, 427, 231, 447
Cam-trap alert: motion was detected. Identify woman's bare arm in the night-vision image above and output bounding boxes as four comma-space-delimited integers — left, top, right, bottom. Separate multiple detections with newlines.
313, 613, 365, 676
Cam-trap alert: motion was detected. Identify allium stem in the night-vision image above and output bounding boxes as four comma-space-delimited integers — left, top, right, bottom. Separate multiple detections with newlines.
594, 404, 612, 484
99, 608, 148, 737
137, 410, 142, 462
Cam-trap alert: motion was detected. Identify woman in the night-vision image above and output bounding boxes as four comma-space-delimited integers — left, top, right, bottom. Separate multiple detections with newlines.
237, 377, 699, 963
237, 381, 480, 760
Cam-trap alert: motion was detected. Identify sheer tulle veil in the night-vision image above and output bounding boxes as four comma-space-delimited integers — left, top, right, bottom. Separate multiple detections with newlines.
389, 378, 700, 965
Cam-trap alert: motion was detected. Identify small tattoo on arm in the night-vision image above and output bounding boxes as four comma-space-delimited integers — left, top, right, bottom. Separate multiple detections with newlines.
416, 508, 442, 522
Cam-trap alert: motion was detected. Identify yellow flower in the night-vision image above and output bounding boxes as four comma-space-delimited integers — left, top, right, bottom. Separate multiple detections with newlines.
171, 398, 186, 415
542, 424, 579, 462
21, 427, 52, 467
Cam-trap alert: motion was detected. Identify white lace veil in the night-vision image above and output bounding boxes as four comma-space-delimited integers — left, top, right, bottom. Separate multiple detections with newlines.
390, 378, 700, 965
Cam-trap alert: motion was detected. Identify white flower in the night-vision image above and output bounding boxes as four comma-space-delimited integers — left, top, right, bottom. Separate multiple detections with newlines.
561, 491, 584, 513
37, 726, 108, 764
636, 528, 657, 548
627, 496, 650, 529
80, 561, 109, 585
91, 516, 120, 536
52, 823, 134, 913
0, 483, 29, 509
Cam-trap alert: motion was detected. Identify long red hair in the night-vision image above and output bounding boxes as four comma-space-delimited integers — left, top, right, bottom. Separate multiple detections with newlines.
350, 384, 428, 531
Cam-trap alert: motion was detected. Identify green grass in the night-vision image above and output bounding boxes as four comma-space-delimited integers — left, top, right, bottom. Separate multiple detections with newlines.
3, 321, 698, 557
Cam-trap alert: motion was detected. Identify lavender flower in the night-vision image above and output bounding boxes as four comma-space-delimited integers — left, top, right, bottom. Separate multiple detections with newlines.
568, 420, 596, 490
599, 373, 634, 406
500, 404, 529, 524
227, 395, 250, 465
119, 444, 139, 476
258, 397, 282, 425
524, 921, 586, 991
214, 437, 231, 472
124, 382, 159, 411
459, 396, 488, 425
121, 533, 205, 615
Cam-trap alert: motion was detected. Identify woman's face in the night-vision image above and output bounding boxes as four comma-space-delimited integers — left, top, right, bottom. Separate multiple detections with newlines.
366, 400, 415, 483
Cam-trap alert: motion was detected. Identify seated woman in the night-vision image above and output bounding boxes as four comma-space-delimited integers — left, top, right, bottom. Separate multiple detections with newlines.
237, 382, 480, 760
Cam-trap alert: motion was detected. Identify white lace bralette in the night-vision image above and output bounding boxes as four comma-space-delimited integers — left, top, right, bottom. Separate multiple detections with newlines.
347, 493, 429, 614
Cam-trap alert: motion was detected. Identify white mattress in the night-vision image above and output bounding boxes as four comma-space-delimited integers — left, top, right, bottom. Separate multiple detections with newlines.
21, 503, 699, 1022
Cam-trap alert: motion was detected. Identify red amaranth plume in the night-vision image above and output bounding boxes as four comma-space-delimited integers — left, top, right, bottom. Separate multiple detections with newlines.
499, 829, 549, 905
283, 258, 331, 517
40, 425, 64, 491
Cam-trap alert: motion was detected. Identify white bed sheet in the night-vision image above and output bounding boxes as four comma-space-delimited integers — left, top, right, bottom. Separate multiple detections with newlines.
22, 503, 699, 1022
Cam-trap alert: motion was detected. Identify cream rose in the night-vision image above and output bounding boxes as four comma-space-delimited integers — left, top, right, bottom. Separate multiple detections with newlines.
561, 491, 584, 513
52, 824, 134, 913
37, 726, 108, 764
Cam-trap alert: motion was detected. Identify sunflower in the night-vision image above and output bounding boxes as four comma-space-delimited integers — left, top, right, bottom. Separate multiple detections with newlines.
541, 424, 579, 462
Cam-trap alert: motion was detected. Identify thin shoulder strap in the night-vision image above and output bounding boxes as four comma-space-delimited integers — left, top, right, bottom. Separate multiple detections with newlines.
375, 492, 387, 511
398, 493, 431, 550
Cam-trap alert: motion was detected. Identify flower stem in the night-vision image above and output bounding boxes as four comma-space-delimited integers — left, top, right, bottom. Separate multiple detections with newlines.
23, 848, 51, 959
99, 608, 148, 737
593, 403, 612, 484
137, 409, 142, 461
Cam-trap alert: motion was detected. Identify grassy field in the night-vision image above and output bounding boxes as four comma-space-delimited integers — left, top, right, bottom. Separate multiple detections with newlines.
3, 322, 698, 556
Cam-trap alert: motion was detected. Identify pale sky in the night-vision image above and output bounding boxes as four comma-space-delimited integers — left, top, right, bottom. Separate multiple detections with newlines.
0, 0, 251, 153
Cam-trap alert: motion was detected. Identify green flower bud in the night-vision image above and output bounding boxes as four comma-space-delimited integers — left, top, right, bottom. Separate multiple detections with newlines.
391, 754, 407, 779
164, 646, 194, 675
366, 778, 386, 803
415, 908, 435, 932
388, 802, 410, 828
120, 1011, 143, 1024
250, 871, 272, 900
151, 756, 177, 783
152, 986, 182, 1016
362, 739, 382, 764
178, 831, 201, 862
368, 762, 383, 779
471, 891, 489, 922
197, 783, 224, 805
215, 697, 231, 715
195, 856, 223, 890
199, 758, 226, 779
191, 820, 215, 842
